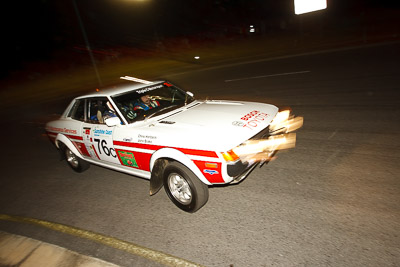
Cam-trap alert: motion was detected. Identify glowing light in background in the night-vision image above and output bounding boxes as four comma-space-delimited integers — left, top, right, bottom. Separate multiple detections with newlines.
249, 25, 255, 33
294, 0, 327, 15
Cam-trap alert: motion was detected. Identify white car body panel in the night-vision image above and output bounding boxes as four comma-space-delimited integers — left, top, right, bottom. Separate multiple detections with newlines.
46, 81, 294, 188
137, 100, 278, 152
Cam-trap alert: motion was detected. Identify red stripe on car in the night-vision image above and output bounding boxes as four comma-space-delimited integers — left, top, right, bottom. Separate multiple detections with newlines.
113, 141, 218, 158
66, 134, 83, 141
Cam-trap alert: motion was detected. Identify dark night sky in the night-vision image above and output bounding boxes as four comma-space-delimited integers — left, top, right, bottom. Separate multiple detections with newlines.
1, 0, 399, 75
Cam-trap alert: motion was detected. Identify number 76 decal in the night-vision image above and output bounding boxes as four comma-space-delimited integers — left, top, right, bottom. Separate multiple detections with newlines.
94, 138, 116, 158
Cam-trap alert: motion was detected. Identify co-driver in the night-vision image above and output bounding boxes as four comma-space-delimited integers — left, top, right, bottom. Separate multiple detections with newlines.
133, 94, 160, 111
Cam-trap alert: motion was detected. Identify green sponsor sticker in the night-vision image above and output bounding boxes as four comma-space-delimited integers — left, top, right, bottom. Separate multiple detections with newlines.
118, 151, 138, 168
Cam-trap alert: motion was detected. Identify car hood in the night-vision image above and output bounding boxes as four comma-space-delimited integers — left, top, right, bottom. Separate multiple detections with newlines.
140, 100, 279, 152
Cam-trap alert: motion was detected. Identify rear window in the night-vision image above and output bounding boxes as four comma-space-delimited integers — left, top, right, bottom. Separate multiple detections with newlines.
68, 99, 85, 121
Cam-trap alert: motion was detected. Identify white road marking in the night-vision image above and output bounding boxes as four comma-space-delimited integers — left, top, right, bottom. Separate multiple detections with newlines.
325, 150, 340, 164
328, 129, 338, 140
225, 70, 310, 82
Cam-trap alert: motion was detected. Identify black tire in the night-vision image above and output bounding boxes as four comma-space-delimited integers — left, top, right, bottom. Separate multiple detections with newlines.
64, 146, 90, 173
163, 161, 209, 213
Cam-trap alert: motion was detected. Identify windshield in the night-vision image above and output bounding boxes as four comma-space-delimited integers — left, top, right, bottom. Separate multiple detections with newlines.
111, 82, 194, 124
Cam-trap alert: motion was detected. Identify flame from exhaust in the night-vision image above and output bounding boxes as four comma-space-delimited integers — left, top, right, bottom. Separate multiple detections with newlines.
233, 133, 297, 159
232, 113, 304, 163
270, 113, 303, 133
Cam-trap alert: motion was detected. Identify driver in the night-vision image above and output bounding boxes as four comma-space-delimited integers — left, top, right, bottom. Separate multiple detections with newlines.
103, 101, 117, 120
133, 94, 160, 111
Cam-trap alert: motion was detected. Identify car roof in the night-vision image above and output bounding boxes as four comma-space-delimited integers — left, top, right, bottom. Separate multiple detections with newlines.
76, 80, 164, 99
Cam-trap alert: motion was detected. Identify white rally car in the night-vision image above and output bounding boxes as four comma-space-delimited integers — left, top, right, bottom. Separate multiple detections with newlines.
46, 80, 302, 212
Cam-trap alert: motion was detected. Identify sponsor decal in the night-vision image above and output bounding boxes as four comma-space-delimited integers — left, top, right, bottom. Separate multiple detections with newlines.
232, 121, 244, 127
240, 110, 269, 130
240, 110, 260, 121
138, 134, 157, 144
118, 151, 139, 168
47, 126, 77, 135
203, 169, 219, 175
193, 160, 224, 183
93, 129, 113, 136
136, 84, 163, 94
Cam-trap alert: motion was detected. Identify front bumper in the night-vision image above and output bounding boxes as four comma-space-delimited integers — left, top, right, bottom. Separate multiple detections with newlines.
228, 149, 277, 184
230, 162, 259, 184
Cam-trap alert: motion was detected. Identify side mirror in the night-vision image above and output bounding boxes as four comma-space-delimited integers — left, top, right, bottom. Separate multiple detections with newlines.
186, 91, 194, 97
105, 117, 121, 127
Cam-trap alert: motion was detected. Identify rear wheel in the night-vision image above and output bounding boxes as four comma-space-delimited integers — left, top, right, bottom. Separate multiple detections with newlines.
164, 161, 209, 213
64, 146, 90, 173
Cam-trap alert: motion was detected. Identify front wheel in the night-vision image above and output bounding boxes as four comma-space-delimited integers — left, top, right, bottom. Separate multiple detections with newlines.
64, 146, 90, 173
164, 161, 209, 213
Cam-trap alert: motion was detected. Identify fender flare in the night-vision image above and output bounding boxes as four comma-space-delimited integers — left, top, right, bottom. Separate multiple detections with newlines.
150, 148, 211, 186
55, 133, 84, 159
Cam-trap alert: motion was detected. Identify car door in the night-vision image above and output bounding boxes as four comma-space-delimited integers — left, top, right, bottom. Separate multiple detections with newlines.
81, 97, 120, 165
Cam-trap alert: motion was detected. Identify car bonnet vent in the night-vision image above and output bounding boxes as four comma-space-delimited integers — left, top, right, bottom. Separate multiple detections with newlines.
159, 121, 176, 124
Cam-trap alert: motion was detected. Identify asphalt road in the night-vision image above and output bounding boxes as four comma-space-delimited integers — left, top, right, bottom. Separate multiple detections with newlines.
1, 42, 399, 266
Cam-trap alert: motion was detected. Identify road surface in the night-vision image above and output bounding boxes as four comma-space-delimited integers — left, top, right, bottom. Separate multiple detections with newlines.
1, 42, 399, 266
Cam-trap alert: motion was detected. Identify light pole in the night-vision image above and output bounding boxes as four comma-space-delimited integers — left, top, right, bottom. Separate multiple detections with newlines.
72, 0, 103, 87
